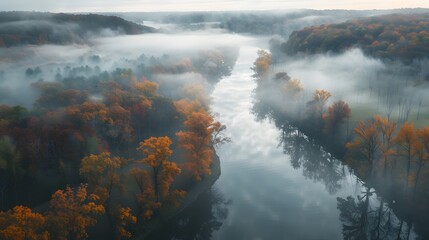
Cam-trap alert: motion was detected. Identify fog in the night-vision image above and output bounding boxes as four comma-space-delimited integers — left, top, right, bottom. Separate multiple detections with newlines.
0, 29, 256, 107
264, 48, 429, 126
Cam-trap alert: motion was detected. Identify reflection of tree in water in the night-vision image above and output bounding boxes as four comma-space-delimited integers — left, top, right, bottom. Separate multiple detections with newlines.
279, 123, 344, 194
336, 184, 412, 240
252, 89, 344, 194
148, 188, 230, 240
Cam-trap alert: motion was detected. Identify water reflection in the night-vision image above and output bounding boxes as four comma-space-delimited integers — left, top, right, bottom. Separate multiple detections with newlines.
337, 184, 400, 240
148, 188, 230, 240
251, 74, 419, 239
279, 123, 344, 194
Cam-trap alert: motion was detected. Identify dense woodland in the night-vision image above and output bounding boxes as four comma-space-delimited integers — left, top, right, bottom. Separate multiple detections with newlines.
251, 49, 429, 238
0, 12, 155, 47
0, 24, 236, 238
284, 14, 429, 62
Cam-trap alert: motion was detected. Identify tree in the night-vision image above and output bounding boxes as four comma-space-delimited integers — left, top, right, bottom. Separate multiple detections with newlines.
129, 168, 160, 219
415, 127, 429, 191
346, 118, 380, 176
394, 122, 418, 187
0, 206, 49, 240
306, 89, 332, 131
177, 112, 216, 181
210, 121, 232, 147
133, 80, 158, 99
374, 116, 396, 177
116, 207, 136, 240
285, 79, 304, 98
80, 152, 125, 205
251, 50, 272, 80
137, 136, 173, 202
0, 137, 24, 198
322, 100, 351, 135
46, 185, 105, 240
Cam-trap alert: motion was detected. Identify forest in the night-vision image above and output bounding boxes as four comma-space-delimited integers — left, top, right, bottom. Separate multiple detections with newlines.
0, 13, 237, 238
284, 14, 429, 62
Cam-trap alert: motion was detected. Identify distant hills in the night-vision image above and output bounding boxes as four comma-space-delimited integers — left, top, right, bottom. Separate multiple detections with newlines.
284, 13, 429, 62
0, 12, 156, 47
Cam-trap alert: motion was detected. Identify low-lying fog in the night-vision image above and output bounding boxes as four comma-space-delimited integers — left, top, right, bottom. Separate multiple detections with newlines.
0, 29, 257, 107
1, 15, 428, 127
269, 48, 429, 126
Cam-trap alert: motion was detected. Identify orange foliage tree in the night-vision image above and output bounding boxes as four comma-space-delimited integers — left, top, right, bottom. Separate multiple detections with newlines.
415, 126, 429, 190
394, 122, 418, 187
116, 207, 137, 239
251, 50, 272, 80
46, 184, 105, 240
136, 136, 185, 207
176, 111, 216, 181
374, 116, 396, 177
129, 168, 160, 219
346, 118, 380, 176
80, 152, 125, 205
0, 206, 49, 240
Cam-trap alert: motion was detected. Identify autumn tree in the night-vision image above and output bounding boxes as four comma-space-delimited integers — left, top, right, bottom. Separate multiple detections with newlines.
137, 136, 184, 204
322, 100, 351, 135
414, 127, 429, 191
374, 116, 396, 177
285, 78, 304, 98
79, 151, 125, 226
394, 122, 418, 187
182, 83, 210, 109
46, 184, 105, 240
251, 50, 272, 80
133, 80, 158, 99
115, 207, 136, 240
346, 118, 380, 176
129, 168, 160, 219
307, 89, 332, 118
177, 111, 215, 181
0, 206, 49, 240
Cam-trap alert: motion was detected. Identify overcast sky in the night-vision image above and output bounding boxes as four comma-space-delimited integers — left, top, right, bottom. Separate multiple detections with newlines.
1, 0, 428, 12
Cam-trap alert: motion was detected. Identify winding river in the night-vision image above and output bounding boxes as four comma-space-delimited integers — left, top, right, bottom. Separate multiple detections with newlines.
148, 38, 417, 239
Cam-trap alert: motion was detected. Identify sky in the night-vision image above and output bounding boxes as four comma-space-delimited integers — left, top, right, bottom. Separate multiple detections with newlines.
0, 0, 428, 12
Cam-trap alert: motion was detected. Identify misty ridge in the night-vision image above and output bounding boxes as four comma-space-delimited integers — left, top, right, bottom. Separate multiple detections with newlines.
0, 12, 155, 47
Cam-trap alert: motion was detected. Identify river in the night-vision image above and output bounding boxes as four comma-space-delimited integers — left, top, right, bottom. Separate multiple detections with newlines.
148, 38, 419, 239
211, 45, 352, 239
